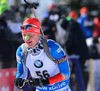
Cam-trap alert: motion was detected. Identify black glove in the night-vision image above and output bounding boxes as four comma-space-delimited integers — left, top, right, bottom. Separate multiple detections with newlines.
28, 77, 49, 87
14, 78, 27, 89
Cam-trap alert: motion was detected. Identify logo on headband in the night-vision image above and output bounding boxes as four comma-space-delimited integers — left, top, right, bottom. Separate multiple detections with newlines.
34, 29, 40, 33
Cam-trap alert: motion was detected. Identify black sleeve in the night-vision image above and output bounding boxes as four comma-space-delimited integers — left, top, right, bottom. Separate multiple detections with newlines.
65, 29, 74, 48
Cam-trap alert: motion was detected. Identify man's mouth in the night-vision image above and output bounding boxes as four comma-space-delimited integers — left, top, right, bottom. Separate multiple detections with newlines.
26, 41, 32, 44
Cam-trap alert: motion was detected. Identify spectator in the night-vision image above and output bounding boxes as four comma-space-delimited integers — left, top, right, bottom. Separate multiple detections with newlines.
57, 10, 78, 49
48, 4, 61, 22
93, 16, 100, 38
66, 10, 78, 21
1, 9, 24, 63
88, 37, 100, 59
41, 19, 57, 41
41, 10, 57, 41
55, 16, 67, 50
77, 7, 94, 38
0, 16, 17, 69
61, 17, 90, 90
11, 6, 22, 23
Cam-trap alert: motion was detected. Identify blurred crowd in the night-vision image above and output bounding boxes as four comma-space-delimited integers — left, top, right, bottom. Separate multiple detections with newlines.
0, 0, 100, 91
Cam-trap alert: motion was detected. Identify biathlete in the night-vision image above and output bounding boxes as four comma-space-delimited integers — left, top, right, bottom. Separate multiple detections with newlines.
14, 17, 71, 91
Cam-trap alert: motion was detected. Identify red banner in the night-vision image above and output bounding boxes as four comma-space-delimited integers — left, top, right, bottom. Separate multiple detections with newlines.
0, 68, 17, 91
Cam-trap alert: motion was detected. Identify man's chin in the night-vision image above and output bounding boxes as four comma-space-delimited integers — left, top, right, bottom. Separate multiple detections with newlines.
26, 43, 36, 48
26, 44, 32, 48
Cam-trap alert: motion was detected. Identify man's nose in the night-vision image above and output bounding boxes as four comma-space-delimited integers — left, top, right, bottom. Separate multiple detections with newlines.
25, 35, 29, 40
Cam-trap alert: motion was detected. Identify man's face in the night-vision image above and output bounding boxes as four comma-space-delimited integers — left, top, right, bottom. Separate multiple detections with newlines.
22, 32, 40, 48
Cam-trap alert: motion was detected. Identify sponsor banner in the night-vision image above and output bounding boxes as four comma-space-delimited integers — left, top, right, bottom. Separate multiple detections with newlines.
0, 68, 19, 91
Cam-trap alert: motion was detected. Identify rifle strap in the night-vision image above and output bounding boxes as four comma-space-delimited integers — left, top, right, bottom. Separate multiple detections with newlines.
22, 43, 28, 65
40, 35, 57, 63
